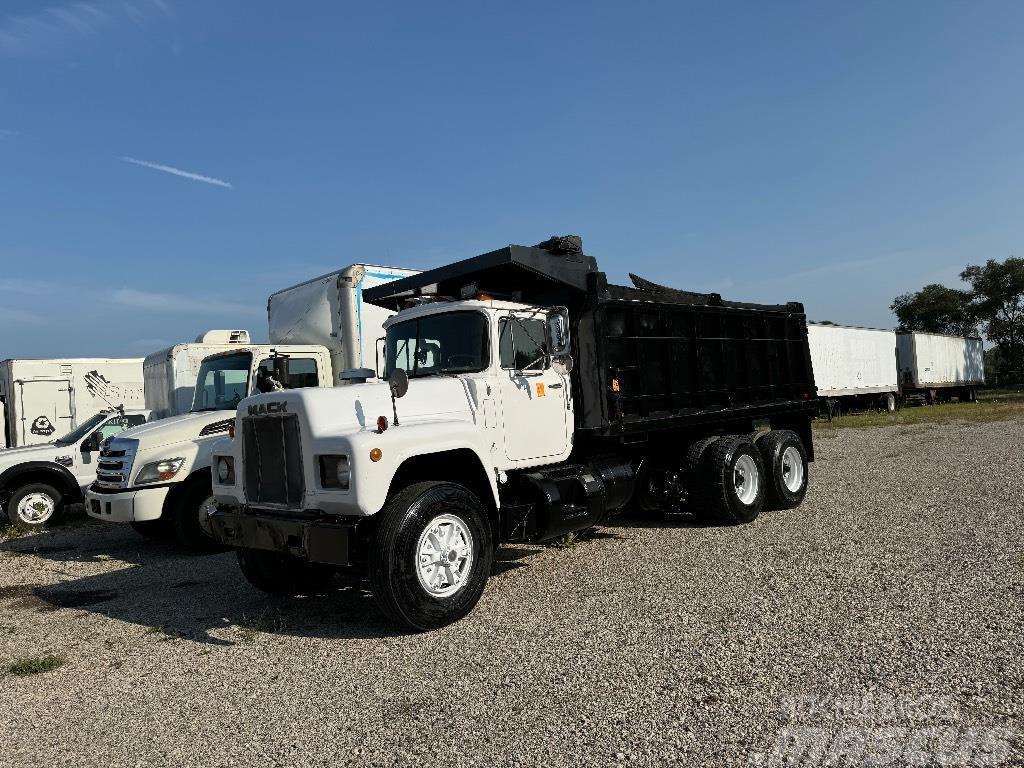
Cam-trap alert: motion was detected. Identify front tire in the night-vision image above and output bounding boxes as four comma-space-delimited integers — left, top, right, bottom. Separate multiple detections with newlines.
6, 483, 64, 529
369, 481, 493, 631
757, 430, 809, 511
130, 518, 174, 541
171, 475, 226, 553
693, 436, 766, 525
236, 549, 335, 596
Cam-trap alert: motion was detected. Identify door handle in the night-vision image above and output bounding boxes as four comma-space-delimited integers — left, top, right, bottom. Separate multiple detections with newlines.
548, 383, 563, 389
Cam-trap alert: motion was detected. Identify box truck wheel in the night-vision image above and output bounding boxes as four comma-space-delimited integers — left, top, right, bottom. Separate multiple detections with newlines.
171, 474, 227, 553
369, 481, 493, 631
882, 392, 897, 413
757, 430, 809, 511
236, 549, 335, 596
7, 483, 63, 529
694, 437, 766, 525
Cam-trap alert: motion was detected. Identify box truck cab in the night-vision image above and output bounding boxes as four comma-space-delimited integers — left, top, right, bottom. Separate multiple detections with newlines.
85, 264, 417, 549
143, 330, 252, 420
0, 408, 150, 528
87, 345, 334, 547
209, 237, 818, 630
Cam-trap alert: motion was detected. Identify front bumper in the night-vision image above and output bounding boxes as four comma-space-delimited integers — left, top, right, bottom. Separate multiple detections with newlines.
208, 506, 354, 566
86, 485, 170, 523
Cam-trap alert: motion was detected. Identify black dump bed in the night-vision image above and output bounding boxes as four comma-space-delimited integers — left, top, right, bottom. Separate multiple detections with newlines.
364, 238, 817, 438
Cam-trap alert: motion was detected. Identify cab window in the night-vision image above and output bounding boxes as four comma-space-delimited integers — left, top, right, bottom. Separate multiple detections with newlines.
499, 318, 548, 371
255, 357, 320, 393
97, 414, 147, 441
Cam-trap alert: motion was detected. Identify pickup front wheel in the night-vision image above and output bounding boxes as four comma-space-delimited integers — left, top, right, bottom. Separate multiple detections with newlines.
6, 483, 64, 529
369, 481, 493, 631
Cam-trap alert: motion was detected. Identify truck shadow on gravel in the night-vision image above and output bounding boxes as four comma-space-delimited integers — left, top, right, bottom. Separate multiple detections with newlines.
0, 522, 564, 643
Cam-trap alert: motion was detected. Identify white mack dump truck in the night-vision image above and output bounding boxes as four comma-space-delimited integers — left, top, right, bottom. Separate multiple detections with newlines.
85, 265, 416, 549
208, 236, 820, 630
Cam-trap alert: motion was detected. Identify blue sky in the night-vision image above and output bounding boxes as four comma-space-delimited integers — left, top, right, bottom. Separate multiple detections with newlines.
2, 1, 1022, 358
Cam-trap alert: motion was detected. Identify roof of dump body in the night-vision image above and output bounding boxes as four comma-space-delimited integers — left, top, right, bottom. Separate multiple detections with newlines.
361, 244, 598, 311
363, 241, 805, 314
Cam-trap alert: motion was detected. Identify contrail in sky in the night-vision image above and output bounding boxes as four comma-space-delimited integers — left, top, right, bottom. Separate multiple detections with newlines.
120, 156, 233, 189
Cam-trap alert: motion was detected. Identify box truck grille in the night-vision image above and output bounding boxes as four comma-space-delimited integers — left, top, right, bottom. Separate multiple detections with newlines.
95, 442, 136, 488
242, 415, 304, 508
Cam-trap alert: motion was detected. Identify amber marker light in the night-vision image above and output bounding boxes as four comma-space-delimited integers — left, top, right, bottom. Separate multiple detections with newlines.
370, 448, 383, 462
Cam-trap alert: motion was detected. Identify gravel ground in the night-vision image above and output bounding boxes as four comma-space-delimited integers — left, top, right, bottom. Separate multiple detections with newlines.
0, 420, 1021, 768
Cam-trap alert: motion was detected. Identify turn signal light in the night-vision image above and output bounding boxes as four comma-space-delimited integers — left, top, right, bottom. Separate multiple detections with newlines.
228, 423, 235, 439
376, 415, 389, 433
370, 448, 383, 462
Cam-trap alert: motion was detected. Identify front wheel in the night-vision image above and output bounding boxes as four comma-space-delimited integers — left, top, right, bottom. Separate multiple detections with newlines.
6, 483, 64, 529
369, 482, 493, 631
171, 476, 226, 553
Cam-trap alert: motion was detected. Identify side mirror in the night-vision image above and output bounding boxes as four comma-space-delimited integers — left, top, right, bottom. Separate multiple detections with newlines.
272, 355, 291, 389
81, 434, 100, 453
389, 367, 409, 399
546, 309, 571, 358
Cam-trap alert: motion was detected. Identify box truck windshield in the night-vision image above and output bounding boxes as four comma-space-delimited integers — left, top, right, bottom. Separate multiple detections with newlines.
191, 353, 252, 412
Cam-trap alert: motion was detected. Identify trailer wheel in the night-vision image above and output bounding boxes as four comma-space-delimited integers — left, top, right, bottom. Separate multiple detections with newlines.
757, 430, 809, 511
369, 481, 493, 631
695, 437, 765, 525
882, 392, 897, 413
965, 387, 978, 403
6, 483, 64, 529
236, 549, 335, 596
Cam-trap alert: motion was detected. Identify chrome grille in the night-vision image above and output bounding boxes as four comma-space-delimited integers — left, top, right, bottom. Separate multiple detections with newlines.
95, 439, 138, 489
242, 415, 304, 507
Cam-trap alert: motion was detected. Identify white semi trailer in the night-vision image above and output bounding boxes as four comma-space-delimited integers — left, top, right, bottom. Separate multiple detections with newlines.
807, 323, 899, 415
86, 264, 417, 548
143, 330, 252, 420
896, 332, 985, 403
0, 358, 145, 449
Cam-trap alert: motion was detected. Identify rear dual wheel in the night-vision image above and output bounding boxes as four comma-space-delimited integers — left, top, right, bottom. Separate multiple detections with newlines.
689, 431, 809, 524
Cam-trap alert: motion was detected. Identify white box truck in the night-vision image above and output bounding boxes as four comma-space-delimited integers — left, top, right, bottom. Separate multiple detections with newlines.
807, 323, 899, 415
896, 332, 985, 403
144, 330, 252, 420
0, 358, 145, 449
86, 264, 417, 549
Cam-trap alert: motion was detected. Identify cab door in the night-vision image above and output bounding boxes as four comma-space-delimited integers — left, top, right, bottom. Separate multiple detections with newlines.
496, 314, 570, 463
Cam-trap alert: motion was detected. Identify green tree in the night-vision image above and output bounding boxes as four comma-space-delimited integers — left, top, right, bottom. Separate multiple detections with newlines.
890, 283, 976, 336
961, 257, 1024, 378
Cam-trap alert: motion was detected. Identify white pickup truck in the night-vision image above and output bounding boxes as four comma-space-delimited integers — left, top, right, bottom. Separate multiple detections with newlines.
85, 265, 416, 549
0, 409, 150, 528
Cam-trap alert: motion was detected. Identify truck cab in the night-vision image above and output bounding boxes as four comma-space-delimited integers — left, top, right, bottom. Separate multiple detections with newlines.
0, 408, 150, 528
209, 237, 818, 630
85, 345, 332, 548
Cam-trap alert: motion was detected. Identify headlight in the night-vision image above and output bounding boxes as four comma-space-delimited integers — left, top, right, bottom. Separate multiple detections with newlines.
318, 455, 350, 490
135, 458, 185, 485
216, 456, 235, 485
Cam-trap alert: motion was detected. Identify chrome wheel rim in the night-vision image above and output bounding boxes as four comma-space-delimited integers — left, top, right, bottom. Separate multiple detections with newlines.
733, 454, 760, 506
781, 446, 804, 492
415, 513, 474, 598
198, 495, 218, 537
17, 492, 55, 524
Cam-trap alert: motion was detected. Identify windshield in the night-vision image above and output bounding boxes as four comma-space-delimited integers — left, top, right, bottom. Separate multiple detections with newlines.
53, 413, 107, 446
191, 353, 253, 412
385, 311, 489, 378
